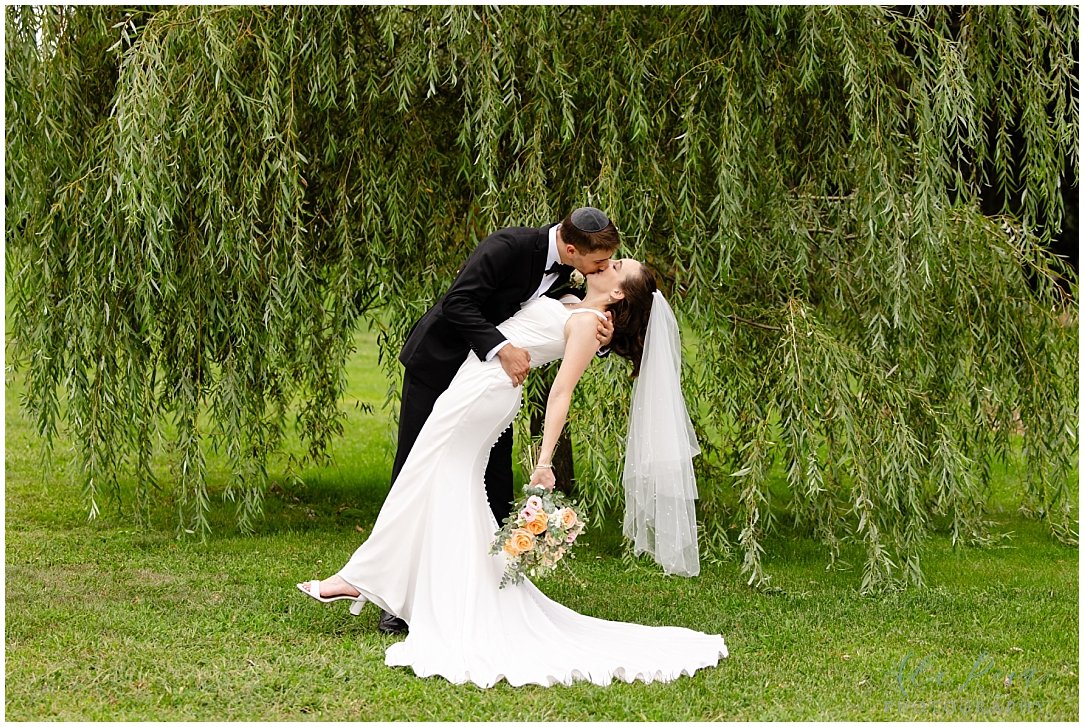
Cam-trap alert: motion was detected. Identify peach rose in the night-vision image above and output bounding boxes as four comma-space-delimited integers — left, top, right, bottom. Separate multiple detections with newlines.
558, 508, 578, 529
509, 528, 535, 554
525, 511, 548, 535
503, 538, 522, 557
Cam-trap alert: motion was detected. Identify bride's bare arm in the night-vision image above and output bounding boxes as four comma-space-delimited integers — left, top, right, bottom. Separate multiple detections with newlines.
529, 314, 601, 489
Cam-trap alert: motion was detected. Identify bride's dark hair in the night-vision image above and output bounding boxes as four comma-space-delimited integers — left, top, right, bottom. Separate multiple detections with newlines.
608, 265, 658, 377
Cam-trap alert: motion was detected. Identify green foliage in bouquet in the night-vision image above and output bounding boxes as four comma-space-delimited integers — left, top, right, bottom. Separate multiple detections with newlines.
491, 486, 587, 588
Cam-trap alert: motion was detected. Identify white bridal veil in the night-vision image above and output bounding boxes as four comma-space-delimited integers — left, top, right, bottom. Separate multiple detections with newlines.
622, 292, 702, 577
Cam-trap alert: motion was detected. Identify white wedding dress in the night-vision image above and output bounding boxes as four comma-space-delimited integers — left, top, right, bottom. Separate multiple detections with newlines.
334, 296, 728, 687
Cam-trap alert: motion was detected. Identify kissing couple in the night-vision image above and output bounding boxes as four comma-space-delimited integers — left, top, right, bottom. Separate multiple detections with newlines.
298, 207, 728, 687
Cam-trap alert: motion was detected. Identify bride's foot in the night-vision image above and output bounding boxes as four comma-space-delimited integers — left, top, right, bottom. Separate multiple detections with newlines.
296, 576, 367, 615
299, 575, 360, 599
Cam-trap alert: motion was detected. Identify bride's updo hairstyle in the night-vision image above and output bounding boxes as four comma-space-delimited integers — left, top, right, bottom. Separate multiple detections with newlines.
608, 265, 657, 377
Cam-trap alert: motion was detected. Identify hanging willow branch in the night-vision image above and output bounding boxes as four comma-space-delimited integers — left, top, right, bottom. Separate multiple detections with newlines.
5, 5, 1077, 592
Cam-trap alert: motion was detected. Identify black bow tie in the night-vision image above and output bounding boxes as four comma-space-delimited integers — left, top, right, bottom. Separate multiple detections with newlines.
545, 262, 569, 275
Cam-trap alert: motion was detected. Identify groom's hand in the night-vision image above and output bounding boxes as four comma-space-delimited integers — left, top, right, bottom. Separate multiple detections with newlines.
596, 312, 614, 348
497, 344, 531, 387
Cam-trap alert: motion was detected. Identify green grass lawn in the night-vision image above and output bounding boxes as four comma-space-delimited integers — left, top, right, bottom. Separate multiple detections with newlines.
5, 324, 1078, 720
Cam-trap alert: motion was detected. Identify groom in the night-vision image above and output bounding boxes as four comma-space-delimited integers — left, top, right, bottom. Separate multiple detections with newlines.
378, 207, 620, 634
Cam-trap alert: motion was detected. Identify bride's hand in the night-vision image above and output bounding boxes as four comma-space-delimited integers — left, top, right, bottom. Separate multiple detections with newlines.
529, 465, 556, 491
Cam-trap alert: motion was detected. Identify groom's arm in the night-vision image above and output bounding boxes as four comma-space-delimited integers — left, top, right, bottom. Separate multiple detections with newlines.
442, 232, 521, 362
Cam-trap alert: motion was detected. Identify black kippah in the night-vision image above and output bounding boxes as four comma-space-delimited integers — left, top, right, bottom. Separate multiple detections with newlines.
570, 206, 610, 233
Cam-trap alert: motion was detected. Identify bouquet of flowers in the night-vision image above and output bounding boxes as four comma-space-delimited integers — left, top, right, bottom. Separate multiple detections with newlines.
490, 485, 586, 588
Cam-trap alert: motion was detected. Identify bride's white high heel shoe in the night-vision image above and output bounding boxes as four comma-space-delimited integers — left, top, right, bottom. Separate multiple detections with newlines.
296, 579, 367, 615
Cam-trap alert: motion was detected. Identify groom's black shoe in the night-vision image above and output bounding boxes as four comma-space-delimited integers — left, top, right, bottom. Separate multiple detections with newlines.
378, 609, 408, 635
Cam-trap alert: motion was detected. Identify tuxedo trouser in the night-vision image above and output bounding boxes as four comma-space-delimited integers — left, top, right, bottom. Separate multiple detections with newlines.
391, 369, 516, 525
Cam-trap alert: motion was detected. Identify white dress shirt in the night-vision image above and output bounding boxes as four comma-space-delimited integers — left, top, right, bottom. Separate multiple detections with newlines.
484, 224, 561, 361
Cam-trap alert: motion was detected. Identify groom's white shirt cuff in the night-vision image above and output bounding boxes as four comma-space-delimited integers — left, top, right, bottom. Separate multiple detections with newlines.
485, 341, 510, 361
485, 224, 562, 362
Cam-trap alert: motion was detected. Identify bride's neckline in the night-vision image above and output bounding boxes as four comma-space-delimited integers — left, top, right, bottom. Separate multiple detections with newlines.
558, 299, 606, 315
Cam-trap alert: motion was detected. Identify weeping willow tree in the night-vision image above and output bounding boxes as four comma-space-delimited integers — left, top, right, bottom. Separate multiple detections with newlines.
6, 5, 1077, 592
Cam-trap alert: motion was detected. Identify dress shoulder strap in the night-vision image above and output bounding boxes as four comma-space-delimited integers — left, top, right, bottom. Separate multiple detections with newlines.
567, 307, 608, 322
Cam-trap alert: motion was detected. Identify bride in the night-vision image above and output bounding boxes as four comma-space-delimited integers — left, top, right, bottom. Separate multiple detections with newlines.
298, 258, 728, 687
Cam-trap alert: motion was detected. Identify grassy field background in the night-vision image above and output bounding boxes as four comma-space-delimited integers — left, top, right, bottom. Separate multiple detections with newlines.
4, 323, 1079, 720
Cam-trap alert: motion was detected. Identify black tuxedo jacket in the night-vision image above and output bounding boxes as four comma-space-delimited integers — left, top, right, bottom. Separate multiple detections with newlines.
399, 224, 575, 390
